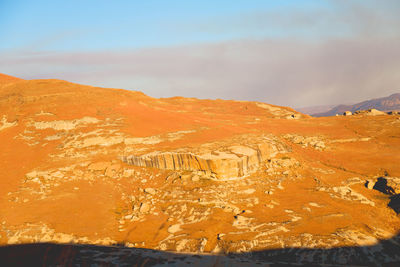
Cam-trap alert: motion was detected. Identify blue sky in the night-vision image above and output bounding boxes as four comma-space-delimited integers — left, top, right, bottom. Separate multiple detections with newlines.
0, 0, 334, 51
1, 0, 400, 107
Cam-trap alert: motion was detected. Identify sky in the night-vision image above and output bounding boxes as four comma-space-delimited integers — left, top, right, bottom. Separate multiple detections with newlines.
1, 0, 400, 108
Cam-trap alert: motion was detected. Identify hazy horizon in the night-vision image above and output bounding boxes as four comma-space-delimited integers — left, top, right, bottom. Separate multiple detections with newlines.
1, 0, 400, 107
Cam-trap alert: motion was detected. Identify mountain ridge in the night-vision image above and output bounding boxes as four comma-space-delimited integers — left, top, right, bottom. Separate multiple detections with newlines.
313, 93, 400, 117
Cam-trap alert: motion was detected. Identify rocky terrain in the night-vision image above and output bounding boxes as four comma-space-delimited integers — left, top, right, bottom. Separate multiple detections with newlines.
1, 74, 400, 266
313, 93, 400, 117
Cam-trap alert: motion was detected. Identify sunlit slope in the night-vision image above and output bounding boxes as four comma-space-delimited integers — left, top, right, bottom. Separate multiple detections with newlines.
0, 75, 399, 255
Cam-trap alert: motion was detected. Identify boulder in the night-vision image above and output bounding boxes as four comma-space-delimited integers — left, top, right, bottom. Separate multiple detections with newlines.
286, 114, 301, 119
366, 109, 386, 116
144, 188, 156, 195
139, 202, 151, 213
167, 224, 182, 234
366, 180, 375, 190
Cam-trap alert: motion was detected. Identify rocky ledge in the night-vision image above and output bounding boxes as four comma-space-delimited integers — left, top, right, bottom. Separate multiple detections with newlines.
121, 143, 276, 179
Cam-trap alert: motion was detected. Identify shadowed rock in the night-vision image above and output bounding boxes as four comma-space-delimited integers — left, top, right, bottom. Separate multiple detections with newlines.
373, 177, 396, 195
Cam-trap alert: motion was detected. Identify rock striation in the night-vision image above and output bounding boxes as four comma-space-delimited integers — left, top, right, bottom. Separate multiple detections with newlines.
121, 143, 275, 179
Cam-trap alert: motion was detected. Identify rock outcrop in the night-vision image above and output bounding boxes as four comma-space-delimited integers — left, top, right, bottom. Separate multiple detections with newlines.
354, 108, 386, 116
283, 134, 325, 150
366, 177, 400, 194
0, 115, 17, 131
121, 143, 275, 179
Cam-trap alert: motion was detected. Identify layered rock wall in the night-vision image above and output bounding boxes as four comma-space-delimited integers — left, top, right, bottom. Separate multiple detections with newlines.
121, 143, 275, 179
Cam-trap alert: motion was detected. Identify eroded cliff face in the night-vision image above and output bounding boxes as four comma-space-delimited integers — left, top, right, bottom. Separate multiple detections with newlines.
121, 138, 282, 179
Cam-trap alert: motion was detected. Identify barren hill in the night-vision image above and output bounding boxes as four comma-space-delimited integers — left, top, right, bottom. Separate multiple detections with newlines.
314, 93, 400, 117
1, 74, 400, 265
0, 73, 23, 85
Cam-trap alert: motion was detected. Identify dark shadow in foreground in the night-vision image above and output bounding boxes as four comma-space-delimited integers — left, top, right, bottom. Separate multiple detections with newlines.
1, 232, 400, 267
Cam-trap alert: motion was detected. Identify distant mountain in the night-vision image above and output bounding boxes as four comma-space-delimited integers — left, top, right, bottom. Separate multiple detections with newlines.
296, 104, 336, 115
313, 93, 400, 117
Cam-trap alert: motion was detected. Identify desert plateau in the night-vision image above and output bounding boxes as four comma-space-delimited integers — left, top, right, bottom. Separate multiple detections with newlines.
0, 73, 400, 266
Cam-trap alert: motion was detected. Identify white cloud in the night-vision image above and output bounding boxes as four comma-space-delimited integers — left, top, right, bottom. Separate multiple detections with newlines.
1, 0, 399, 107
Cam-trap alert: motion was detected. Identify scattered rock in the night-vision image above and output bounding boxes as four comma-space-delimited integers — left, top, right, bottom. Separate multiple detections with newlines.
124, 214, 133, 220
241, 188, 256, 195
180, 174, 192, 180
366, 180, 375, 190
309, 202, 322, 207
0, 115, 17, 131
283, 134, 325, 151
285, 113, 302, 119
25, 171, 38, 179
32, 117, 99, 131
144, 188, 156, 195
122, 169, 135, 177
168, 224, 182, 234
175, 239, 189, 251
139, 202, 151, 213
233, 215, 252, 228
105, 163, 121, 177
198, 238, 207, 252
